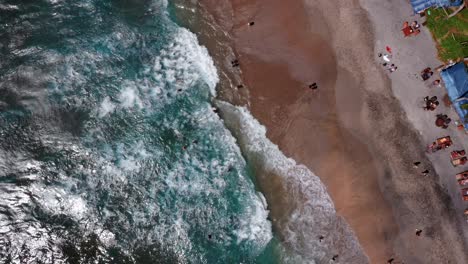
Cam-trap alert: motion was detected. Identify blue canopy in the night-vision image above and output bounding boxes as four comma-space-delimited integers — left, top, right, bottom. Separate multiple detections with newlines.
410, 0, 463, 13
440, 62, 468, 129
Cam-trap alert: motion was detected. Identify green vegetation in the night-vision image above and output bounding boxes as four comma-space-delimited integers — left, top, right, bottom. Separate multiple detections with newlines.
425, 7, 468, 61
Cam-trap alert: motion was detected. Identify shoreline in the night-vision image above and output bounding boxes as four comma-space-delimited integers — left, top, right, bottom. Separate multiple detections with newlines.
175, 0, 468, 262
227, 0, 397, 261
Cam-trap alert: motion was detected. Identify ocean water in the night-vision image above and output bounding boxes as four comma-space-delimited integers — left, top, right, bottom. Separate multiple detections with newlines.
0, 0, 277, 263
0, 0, 369, 263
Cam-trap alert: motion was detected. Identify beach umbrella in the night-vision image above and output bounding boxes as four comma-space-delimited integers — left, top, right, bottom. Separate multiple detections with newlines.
386, 46, 392, 53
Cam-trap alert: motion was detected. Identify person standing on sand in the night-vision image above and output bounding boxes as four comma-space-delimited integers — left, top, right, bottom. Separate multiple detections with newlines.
421, 69, 433, 81
231, 59, 240, 67
308, 82, 318, 90
424, 100, 439, 111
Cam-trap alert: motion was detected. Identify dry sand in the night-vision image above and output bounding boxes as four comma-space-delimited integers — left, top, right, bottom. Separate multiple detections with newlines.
182, 0, 468, 262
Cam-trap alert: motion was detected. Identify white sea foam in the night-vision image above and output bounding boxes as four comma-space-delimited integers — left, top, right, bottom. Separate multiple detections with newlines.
97, 228, 116, 246
0, 4, 269, 262
149, 27, 219, 96
11, 47, 40, 56
37, 187, 88, 220
235, 192, 272, 247
118, 85, 143, 109
172, 28, 219, 94
0, 4, 19, 10
98, 96, 116, 117
218, 101, 369, 263
93, 27, 218, 116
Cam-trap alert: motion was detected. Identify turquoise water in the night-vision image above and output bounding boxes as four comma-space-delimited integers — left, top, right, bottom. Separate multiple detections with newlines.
0, 1, 278, 263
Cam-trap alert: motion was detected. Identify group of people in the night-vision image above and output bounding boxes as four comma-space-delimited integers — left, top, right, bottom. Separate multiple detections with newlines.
231, 59, 240, 68
378, 52, 398, 73
421, 67, 434, 81
402, 20, 421, 37
423, 96, 439, 111
316, 235, 340, 262
411, 21, 421, 30
413, 161, 430, 176
308, 82, 318, 90
435, 114, 451, 129
427, 141, 448, 152
420, 69, 453, 130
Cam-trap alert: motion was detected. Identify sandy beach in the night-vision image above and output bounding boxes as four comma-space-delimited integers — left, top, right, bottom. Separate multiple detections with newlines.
222, 0, 398, 261
177, 0, 468, 262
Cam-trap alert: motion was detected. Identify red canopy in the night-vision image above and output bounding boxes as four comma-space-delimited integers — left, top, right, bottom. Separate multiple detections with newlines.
402, 27, 413, 37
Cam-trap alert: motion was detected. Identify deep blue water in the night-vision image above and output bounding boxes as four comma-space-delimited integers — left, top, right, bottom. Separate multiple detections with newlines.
0, 1, 276, 263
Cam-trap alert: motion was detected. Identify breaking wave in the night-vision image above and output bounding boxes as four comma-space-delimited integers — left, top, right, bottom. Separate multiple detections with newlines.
218, 101, 369, 263
0, 1, 273, 263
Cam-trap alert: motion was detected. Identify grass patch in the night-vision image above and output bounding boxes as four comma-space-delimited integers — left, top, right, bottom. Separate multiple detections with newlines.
425, 7, 468, 61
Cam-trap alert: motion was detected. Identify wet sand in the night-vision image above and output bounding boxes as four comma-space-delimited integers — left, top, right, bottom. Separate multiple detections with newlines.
183, 0, 468, 262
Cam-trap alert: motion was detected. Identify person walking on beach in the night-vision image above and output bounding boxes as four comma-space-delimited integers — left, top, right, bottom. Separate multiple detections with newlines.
248, 21, 255, 26
331, 254, 339, 261
415, 229, 423, 236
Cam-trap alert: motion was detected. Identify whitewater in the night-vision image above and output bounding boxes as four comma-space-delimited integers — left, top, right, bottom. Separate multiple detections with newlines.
0, 0, 366, 263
